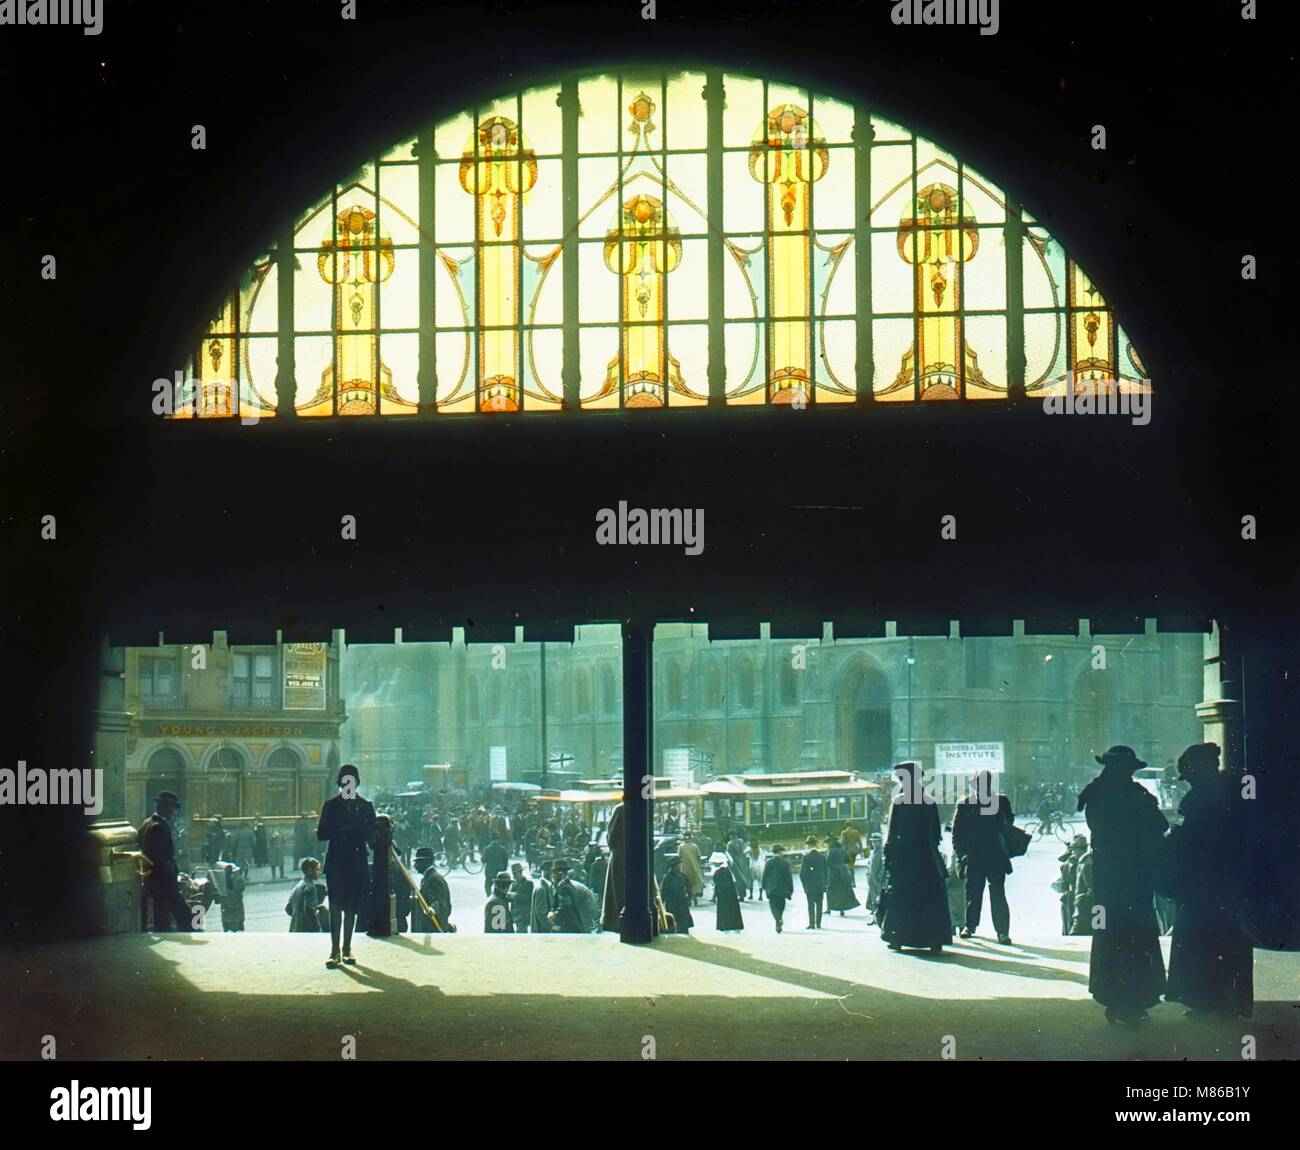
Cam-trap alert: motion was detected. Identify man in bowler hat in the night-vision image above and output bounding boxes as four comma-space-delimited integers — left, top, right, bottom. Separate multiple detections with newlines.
138, 791, 195, 931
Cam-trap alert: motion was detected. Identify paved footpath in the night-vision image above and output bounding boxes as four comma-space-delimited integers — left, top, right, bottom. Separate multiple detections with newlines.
2, 929, 1295, 1061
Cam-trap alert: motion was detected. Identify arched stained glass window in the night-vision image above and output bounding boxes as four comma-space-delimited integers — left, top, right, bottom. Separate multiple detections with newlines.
173, 70, 1148, 420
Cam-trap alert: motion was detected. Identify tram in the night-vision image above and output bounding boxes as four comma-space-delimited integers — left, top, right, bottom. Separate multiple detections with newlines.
534, 777, 706, 839
699, 771, 882, 848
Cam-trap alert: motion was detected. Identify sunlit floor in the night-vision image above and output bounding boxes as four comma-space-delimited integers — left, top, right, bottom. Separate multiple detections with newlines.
3, 930, 1295, 1061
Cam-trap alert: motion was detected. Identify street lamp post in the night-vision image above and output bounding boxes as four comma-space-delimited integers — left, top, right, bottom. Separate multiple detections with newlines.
540, 641, 548, 787
906, 638, 916, 760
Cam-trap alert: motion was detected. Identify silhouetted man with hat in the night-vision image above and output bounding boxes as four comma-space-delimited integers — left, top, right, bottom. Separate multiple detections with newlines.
138, 791, 194, 932
952, 769, 1016, 944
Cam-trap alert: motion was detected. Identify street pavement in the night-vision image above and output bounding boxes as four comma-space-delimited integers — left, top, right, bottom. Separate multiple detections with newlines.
231, 817, 1082, 938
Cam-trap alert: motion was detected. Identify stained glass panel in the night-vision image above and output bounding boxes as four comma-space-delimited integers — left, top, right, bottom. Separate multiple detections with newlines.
176, 70, 1142, 418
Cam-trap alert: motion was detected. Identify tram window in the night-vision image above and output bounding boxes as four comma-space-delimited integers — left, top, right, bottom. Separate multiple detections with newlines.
704, 800, 716, 819
808, 798, 823, 821
796, 798, 810, 820
780, 799, 793, 821
748, 801, 762, 823
851, 796, 865, 818
732, 800, 746, 822
764, 799, 778, 822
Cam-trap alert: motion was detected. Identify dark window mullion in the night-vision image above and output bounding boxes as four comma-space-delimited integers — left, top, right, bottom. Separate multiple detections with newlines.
1005, 193, 1026, 402
957, 158, 966, 400
659, 73, 669, 406
417, 124, 437, 415
705, 70, 725, 406
853, 102, 874, 405
806, 90, 816, 408
330, 186, 339, 416
909, 133, 919, 400
373, 160, 383, 416
517, 89, 525, 411
275, 221, 296, 418
617, 76, 626, 409
561, 80, 581, 411
761, 79, 772, 403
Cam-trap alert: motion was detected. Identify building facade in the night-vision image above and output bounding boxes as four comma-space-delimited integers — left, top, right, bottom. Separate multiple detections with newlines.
124, 632, 346, 824
341, 621, 1204, 794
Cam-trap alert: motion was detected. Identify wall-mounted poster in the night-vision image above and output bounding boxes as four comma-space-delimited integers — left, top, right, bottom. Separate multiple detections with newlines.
282, 643, 328, 711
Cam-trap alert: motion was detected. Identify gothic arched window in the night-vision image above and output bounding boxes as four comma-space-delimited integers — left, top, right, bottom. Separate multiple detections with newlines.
574, 667, 592, 717
600, 665, 618, 715
173, 71, 1146, 420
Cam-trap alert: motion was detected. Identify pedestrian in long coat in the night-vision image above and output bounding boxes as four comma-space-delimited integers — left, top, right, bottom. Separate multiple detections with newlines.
951, 771, 1015, 942
840, 822, 864, 870
825, 839, 860, 914
1056, 836, 1087, 934
253, 819, 269, 868
865, 833, 885, 921
1070, 848, 1095, 936
878, 762, 953, 952
711, 856, 745, 932
203, 817, 227, 866
217, 862, 246, 932
747, 841, 766, 899
485, 873, 514, 933
139, 791, 194, 931
600, 803, 626, 931
726, 834, 752, 897
317, 765, 378, 967
1164, 743, 1253, 1018
661, 857, 693, 934
1078, 746, 1169, 1024
761, 845, 795, 932
677, 834, 705, 900
508, 863, 534, 934
532, 871, 556, 934
481, 834, 510, 897
799, 836, 827, 928
589, 851, 609, 917
287, 858, 326, 932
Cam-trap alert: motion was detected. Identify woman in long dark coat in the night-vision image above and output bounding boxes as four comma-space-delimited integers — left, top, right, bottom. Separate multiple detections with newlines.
661, 857, 694, 934
711, 857, 745, 932
878, 762, 952, 952
316, 764, 377, 968
825, 839, 860, 914
1078, 746, 1169, 1024
1165, 743, 1253, 1018
600, 802, 626, 931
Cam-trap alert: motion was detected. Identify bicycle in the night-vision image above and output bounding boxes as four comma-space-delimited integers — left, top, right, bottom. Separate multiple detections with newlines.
1025, 810, 1074, 844
436, 844, 483, 875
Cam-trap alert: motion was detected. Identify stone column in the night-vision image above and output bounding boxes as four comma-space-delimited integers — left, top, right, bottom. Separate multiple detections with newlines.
1196, 621, 1244, 774
367, 814, 394, 937
84, 635, 143, 935
620, 620, 654, 944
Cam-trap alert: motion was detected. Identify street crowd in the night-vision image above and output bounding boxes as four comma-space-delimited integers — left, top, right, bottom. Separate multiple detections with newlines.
136, 740, 1255, 1025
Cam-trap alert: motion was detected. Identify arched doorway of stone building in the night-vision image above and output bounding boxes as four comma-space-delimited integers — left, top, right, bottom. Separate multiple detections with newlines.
263, 746, 304, 816
143, 746, 187, 820
837, 660, 892, 773
205, 745, 247, 818
1071, 668, 1113, 768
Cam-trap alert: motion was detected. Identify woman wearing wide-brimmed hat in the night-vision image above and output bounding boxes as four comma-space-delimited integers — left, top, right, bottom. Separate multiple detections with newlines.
877, 762, 952, 953
1078, 746, 1169, 1024
1164, 742, 1253, 1018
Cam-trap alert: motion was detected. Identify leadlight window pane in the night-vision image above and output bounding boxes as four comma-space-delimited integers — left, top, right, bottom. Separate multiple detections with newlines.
176, 70, 1140, 419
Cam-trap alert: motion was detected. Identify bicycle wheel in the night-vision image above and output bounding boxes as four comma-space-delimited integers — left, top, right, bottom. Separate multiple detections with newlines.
461, 853, 484, 875
1023, 821, 1042, 839
1053, 819, 1074, 844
